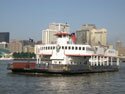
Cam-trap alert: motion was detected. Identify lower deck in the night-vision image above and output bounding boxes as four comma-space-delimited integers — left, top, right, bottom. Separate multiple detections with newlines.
8, 61, 119, 74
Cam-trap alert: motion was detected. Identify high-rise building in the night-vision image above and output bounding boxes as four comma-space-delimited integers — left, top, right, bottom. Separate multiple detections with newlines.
115, 41, 125, 56
0, 32, 10, 43
90, 28, 107, 46
42, 23, 70, 44
76, 24, 107, 46
42, 29, 57, 44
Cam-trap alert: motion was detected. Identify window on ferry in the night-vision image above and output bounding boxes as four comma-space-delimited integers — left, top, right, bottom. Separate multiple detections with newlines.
75, 47, 78, 50
46, 47, 47, 50
68, 46, 71, 50
79, 47, 81, 50
59, 61, 61, 64
82, 47, 85, 50
53, 46, 55, 49
48, 46, 50, 50
51, 46, 52, 49
65, 46, 67, 50
72, 46, 74, 50
62, 46, 64, 49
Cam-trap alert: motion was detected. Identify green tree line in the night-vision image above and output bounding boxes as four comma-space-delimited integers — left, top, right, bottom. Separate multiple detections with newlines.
12, 52, 36, 59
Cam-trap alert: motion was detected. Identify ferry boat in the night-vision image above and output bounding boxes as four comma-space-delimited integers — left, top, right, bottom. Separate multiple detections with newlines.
8, 31, 120, 74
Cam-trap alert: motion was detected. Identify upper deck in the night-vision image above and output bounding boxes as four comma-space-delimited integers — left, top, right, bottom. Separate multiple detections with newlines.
35, 44, 95, 56
35, 31, 118, 57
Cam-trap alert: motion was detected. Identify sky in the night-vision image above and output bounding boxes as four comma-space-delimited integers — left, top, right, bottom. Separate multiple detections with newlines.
0, 0, 125, 44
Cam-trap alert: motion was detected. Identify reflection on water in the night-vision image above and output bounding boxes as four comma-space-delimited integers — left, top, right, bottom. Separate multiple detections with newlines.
0, 61, 125, 94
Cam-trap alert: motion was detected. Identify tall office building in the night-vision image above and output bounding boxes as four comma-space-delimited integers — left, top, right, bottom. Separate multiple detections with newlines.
42, 23, 70, 44
115, 41, 125, 56
76, 24, 107, 46
0, 32, 10, 43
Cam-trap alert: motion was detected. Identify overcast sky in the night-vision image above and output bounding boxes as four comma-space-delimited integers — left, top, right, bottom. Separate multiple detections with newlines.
0, 0, 125, 44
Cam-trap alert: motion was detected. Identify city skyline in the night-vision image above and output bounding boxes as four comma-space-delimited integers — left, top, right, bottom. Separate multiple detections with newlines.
0, 0, 125, 44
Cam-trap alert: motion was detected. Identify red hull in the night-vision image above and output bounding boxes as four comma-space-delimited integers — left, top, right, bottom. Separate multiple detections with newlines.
12, 62, 36, 69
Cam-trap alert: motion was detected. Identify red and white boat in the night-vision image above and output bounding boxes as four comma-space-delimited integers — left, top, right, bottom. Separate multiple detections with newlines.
8, 31, 120, 74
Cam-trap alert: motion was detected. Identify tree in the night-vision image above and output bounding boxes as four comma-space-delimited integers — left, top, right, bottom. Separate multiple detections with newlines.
12, 52, 36, 58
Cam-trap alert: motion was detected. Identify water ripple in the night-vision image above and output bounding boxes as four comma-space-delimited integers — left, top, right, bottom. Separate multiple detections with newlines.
0, 61, 125, 94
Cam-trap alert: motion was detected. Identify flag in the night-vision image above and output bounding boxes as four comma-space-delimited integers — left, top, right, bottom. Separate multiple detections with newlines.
71, 33, 76, 44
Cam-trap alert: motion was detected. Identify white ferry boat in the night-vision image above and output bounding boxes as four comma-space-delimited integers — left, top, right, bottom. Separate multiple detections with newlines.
34, 31, 120, 74
8, 31, 120, 74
